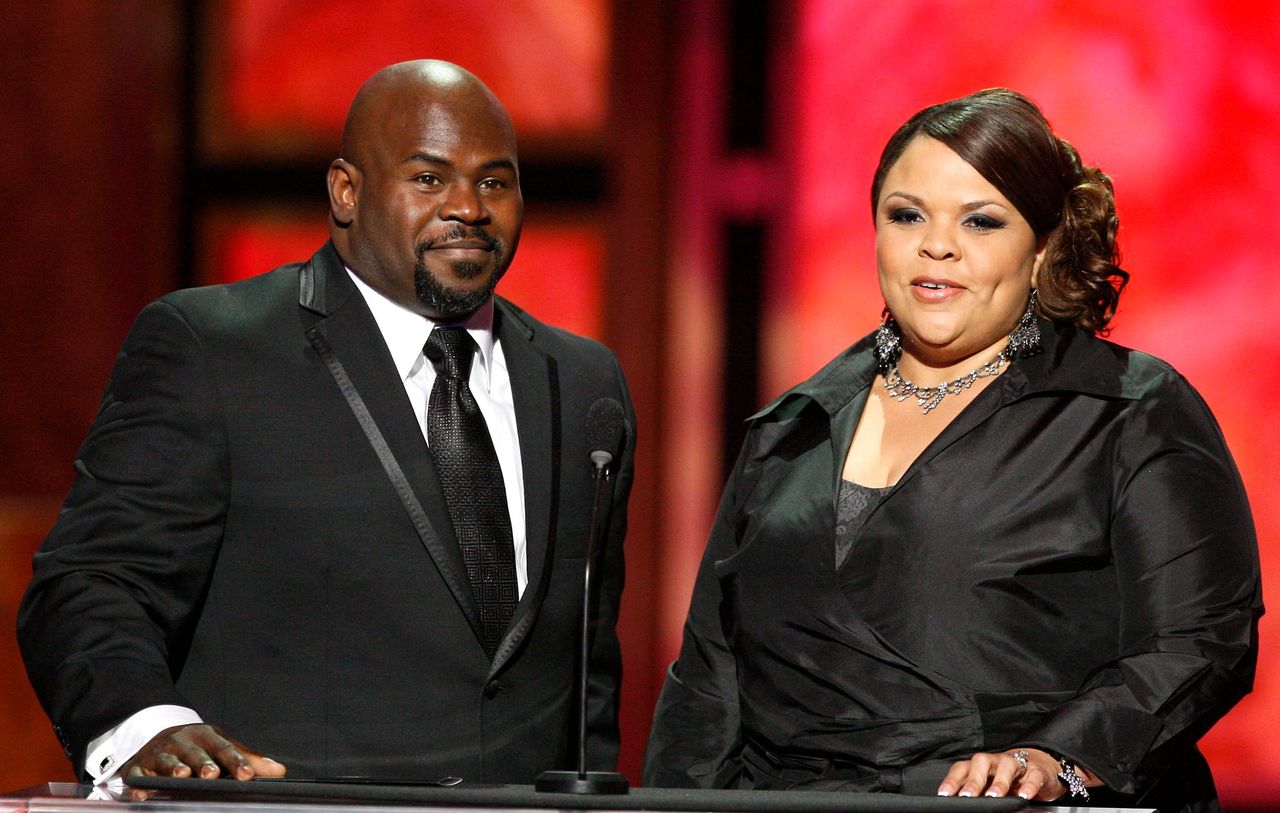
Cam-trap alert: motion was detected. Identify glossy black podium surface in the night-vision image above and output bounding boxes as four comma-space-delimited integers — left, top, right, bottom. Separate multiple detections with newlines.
0, 781, 1154, 813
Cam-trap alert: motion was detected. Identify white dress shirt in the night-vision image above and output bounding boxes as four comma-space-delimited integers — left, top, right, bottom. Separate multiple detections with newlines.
86, 271, 525, 788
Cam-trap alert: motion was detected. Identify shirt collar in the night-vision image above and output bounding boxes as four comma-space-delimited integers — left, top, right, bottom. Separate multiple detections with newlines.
345, 268, 497, 386
750, 319, 1141, 424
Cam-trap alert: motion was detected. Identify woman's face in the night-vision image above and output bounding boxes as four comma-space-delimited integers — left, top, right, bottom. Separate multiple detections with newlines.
875, 135, 1044, 368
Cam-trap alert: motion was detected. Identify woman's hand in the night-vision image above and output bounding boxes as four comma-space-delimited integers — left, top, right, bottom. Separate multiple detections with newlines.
936, 748, 1065, 800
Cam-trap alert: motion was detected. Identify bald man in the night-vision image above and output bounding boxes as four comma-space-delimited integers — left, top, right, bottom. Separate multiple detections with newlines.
19, 60, 634, 795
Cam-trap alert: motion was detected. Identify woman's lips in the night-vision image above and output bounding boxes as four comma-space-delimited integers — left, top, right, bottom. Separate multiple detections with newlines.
911, 279, 963, 302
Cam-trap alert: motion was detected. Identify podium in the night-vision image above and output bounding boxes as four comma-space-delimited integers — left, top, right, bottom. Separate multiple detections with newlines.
1, 779, 1155, 813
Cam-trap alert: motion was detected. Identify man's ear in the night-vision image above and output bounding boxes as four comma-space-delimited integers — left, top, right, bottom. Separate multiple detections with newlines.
327, 159, 360, 226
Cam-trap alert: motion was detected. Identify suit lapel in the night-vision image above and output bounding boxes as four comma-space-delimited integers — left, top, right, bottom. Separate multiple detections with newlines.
489, 299, 559, 676
300, 244, 484, 644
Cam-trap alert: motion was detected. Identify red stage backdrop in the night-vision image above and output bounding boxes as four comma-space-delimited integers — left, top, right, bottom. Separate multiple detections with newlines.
774, 1, 1279, 806
9, 0, 1270, 803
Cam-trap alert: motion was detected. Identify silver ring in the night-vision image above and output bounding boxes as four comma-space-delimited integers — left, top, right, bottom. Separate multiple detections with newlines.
1012, 749, 1029, 771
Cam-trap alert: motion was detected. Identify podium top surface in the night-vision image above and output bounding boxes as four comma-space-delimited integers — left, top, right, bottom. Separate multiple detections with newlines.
0, 780, 1154, 813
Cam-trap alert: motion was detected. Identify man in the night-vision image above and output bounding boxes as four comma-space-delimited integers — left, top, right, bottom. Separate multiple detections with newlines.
18, 60, 634, 794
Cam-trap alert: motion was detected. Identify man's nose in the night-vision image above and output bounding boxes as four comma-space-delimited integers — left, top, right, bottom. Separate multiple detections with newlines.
440, 184, 487, 223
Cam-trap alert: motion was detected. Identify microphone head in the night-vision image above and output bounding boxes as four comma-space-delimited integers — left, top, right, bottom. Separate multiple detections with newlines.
586, 397, 627, 461
589, 450, 614, 469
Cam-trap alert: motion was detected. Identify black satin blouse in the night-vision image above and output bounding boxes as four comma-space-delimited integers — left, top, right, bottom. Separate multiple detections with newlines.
643, 322, 1262, 813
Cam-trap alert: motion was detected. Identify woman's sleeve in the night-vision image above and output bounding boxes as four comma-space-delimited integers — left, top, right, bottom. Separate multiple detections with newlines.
1017, 370, 1262, 795
642, 444, 751, 788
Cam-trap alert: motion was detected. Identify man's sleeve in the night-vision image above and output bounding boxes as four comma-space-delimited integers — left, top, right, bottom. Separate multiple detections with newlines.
18, 300, 230, 778
85, 705, 204, 783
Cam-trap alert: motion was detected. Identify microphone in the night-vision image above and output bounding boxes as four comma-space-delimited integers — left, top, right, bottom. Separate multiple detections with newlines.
585, 397, 627, 472
535, 398, 629, 795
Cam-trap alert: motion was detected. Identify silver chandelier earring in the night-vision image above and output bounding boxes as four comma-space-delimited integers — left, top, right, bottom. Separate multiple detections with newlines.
1007, 289, 1042, 357
874, 309, 902, 369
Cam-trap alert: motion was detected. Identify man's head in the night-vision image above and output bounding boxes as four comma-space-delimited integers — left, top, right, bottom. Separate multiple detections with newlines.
328, 60, 523, 321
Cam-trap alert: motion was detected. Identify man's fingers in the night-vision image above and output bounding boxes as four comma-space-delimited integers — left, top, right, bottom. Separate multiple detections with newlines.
193, 733, 251, 779
121, 724, 288, 789
213, 732, 288, 779
246, 753, 287, 778
154, 751, 196, 777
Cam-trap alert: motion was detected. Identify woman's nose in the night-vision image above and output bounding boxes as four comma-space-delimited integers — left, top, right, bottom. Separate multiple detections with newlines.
918, 223, 958, 261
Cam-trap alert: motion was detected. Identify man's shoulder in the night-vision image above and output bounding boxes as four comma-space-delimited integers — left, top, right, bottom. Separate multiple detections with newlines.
495, 297, 618, 362
158, 262, 304, 315
135, 262, 311, 340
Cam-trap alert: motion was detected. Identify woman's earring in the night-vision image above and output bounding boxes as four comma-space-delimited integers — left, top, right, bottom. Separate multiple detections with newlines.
874, 309, 902, 368
1007, 289, 1042, 357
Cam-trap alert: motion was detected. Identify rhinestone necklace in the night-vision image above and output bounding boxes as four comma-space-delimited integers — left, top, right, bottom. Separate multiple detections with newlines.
882, 351, 1010, 414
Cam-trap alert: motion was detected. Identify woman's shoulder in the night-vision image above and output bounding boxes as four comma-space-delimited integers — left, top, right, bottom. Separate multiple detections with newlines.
1043, 322, 1191, 401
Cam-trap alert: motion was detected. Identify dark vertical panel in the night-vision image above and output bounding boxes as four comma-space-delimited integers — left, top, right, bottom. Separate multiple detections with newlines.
177, 1, 201, 289
721, 2, 774, 478
725, 0, 772, 151
720, 221, 765, 481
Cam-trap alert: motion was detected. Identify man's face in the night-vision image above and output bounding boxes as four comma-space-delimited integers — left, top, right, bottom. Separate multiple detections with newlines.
337, 90, 523, 320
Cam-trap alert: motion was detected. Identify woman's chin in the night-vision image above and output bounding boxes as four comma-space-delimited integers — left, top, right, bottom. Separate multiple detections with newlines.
904, 334, 1005, 369
902, 330, 964, 359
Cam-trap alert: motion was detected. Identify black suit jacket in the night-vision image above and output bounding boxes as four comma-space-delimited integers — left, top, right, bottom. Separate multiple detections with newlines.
19, 242, 635, 783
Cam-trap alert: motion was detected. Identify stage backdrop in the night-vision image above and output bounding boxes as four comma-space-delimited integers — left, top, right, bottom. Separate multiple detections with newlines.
87, 0, 1280, 805
2, 1, 1274, 808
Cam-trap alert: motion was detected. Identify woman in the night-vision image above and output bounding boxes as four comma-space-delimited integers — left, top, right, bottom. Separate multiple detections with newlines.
643, 89, 1261, 812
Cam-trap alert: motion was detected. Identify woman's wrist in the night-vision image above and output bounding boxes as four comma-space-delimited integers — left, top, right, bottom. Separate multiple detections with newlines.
1053, 756, 1090, 801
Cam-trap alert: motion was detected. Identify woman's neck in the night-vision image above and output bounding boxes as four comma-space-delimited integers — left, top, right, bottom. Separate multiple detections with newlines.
895, 336, 1012, 387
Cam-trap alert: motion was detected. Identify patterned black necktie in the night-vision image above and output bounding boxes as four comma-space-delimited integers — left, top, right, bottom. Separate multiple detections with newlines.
425, 327, 518, 657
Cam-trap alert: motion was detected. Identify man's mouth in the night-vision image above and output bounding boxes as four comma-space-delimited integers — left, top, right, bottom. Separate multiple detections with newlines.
433, 239, 493, 252
424, 228, 500, 254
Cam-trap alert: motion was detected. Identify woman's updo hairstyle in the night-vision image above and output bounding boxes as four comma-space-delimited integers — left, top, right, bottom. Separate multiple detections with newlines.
870, 88, 1128, 334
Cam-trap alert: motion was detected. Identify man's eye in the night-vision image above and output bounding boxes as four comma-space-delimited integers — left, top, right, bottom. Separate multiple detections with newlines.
479, 177, 508, 191
415, 175, 442, 187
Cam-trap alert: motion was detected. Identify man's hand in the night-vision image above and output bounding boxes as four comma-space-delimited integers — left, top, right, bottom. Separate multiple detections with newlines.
121, 724, 286, 800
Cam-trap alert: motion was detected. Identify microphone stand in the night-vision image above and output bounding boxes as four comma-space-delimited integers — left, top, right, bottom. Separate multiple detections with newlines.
534, 450, 629, 794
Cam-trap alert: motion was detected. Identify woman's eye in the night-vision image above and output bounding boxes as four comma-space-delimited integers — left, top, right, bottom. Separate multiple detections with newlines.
965, 214, 1004, 232
886, 208, 923, 225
